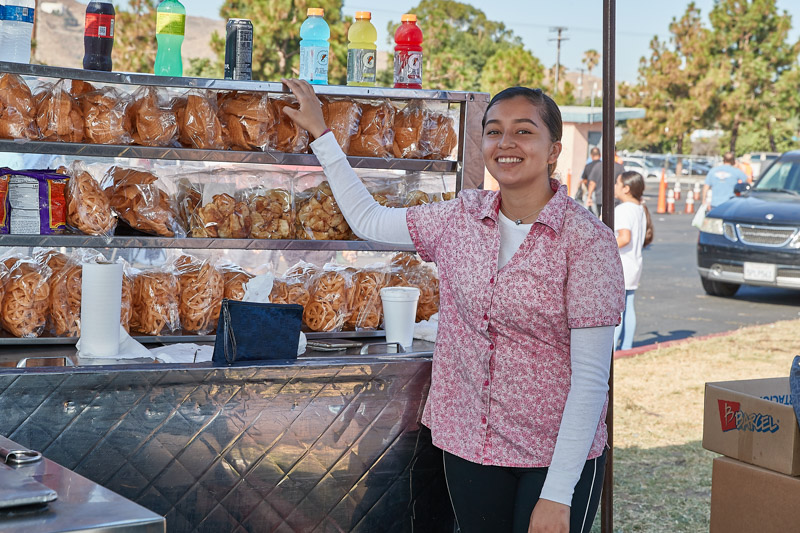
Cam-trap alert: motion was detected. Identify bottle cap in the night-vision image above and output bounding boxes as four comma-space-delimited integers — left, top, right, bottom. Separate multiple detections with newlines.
307, 7, 324, 16
355, 11, 372, 20
401, 14, 417, 22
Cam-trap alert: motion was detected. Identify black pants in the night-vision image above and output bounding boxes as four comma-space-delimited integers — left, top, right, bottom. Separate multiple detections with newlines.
443, 450, 606, 533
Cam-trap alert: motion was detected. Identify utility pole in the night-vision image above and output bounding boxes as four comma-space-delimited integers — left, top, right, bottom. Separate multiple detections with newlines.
549, 26, 569, 95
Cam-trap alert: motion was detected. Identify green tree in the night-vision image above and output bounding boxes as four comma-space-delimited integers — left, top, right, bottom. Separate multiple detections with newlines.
582, 49, 600, 78
208, 1, 351, 83
706, 0, 800, 153
386, 0, 524, 91
479, 46, 544, 96
112, 0, 159, 73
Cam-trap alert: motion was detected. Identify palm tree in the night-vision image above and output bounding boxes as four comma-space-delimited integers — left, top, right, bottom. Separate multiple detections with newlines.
582, 49, 600, 77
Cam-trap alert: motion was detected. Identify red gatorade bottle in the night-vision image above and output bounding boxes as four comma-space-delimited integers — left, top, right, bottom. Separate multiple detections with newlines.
393, 14, 423, 89
83, 0, 116, 71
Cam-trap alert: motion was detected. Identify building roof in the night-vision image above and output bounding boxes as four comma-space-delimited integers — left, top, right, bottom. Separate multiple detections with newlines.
559, 106, 645, 124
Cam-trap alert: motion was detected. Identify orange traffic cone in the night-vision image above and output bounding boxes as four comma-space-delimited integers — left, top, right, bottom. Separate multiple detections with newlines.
693, 182, 701, 201
685, 192, 695, 214
657, 170, 668, 214
673, 180, 681, 201
667, 188, 676, 214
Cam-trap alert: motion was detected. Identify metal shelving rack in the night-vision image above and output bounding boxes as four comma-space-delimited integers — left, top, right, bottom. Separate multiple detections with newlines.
0, 61, 490, 343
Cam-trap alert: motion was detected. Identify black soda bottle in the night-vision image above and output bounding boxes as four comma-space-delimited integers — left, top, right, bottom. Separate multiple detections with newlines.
83, 0, 116, 71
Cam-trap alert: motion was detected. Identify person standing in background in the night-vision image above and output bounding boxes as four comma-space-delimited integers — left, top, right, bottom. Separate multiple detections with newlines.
736, 153, 754, 183
576, 147, 601, 208
586, 149, 624, 217
702, 152, 748, 211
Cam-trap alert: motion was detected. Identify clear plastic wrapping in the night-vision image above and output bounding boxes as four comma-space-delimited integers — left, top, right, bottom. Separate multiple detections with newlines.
121, 268, 133, 333
174, 91, 227, 150
174, 255, 224, 335
79, 85, 132, 145
387, 252, 440, 321
103, 166, 184, 237
303, 266, 352, 332
127, 86, 179, 147
0, 259, 51, 338
347, 100, 396, 158
47, 254, 82, 336
189, 192, 251, 238
295, 179, 353, 240
321, 96, 361, 153
34, 80, 84, 143
218, 91, 275, 151
270, 97, 309, 153
220, 264, 253, 301
245, 187, 294, 239
65, 162, 116, 236
392, 101, 458, 160
345, 267, 386, 330
0, 73, 38, 140
130, 268, 181, 336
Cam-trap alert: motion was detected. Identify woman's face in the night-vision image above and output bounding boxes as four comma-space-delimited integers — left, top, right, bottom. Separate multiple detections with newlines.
614, 175, 628, 200
481, 96, 561, 189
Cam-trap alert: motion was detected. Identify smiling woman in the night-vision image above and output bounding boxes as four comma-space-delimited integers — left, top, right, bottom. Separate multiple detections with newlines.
281, 78, 625, 533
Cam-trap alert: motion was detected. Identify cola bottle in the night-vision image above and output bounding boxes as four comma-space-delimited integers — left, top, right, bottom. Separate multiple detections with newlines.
83, 0, 116, 71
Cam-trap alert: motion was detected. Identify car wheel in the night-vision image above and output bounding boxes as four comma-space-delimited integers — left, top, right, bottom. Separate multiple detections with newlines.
700, 276, 740, 297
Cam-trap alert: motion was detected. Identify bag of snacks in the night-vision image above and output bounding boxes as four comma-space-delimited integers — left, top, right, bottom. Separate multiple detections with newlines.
0, 173, 8, 234
3, 169, 69, 235
270, 97, 309, 153
0, 73, 38, 140
103, 166, 184, 237
420, 110, 458, 160
48, 255, 83, 336
35, 80, 84, 143
245, 187, 294, 239
220, 264, 253, 301
387, 253, 440, 321
65, 163, 116, 236
127, 86, 179, 147
174, 255, 224, 334
190, 192, 251, 238
270, 277, 311, 307
345, 267, 386, 330
320, 96, 361, 153
295, 180, 352, 240
393, 102, 458, 160
348, 100, 395, 158
79, 85, 132, 145
130, 268, 181, 336
174, 91, 227, 150
1, 258, 51, 338
218, 91, 275, 151
303, 266, 352, 332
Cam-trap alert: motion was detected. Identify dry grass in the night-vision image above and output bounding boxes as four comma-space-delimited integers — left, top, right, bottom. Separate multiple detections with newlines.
591, 318, 800, 532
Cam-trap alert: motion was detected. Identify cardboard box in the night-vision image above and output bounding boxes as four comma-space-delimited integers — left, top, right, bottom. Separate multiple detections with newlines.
710, 456, 800, 533
703, 377, 800, 475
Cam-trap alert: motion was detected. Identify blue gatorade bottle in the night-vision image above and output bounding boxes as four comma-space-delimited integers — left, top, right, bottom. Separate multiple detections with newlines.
299, 7, 330, 85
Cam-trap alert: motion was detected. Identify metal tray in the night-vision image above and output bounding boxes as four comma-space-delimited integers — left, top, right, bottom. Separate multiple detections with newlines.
0, 330, 385, 345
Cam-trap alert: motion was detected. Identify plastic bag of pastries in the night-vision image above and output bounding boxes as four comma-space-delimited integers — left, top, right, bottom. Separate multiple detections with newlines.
65, 162, 116, 236
320, 96, 361, 153
102, 166, 184, 237
121, 267, 133, 333
130, 267, 181, 336
173, 254, 224, 334
220, 263, 253, 301
348, 100, 395, 158
246, 187, 294, 239
269, 277, 311, 307
295, 180, 353, 240
270, 97, 309, 153
34, 80, 84, 143
127, 86, 179, 147
174, 91, 227, 150
387, 252, 439, 321
403, 189, 433, 207
0, 73, 38, 140
218, 91, 275, 151
303, 266, 352, 332
431, 191, 457, 202
419, 109, 458, 160
189, 191, 252, 239
345, 267, 386, 330
78, 84, 132, 145
392, 102, 458, 160
1, 258, 51, 338
392, 102, 425, 159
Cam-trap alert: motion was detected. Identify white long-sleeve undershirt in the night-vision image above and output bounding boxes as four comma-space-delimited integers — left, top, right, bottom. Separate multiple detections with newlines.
310, 132, 614, 506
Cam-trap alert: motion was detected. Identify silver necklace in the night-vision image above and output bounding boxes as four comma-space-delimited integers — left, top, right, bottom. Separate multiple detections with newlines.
506, 206, 545, 225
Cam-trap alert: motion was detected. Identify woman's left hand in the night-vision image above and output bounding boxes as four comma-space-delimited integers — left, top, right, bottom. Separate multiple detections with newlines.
528, 499, 570, 533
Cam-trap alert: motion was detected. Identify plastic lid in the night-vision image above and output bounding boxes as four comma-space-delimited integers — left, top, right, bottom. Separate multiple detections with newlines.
401, 13, 417, 22
307, 7, 324, 16
355, 11, 372, 20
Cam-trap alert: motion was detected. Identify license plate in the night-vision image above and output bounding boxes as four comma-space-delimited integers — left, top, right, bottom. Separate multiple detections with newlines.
743, 262, 776, 282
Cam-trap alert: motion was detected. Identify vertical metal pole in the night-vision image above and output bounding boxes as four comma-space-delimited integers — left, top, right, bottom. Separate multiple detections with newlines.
601, 1, 616, 532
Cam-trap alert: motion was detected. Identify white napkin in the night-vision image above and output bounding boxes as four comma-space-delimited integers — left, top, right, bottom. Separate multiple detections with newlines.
413, 313, 439, 343
77, 325, 151, 359
242, 273, 274, 303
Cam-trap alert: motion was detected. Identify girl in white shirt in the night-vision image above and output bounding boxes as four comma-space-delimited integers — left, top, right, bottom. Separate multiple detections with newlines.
613, 171, 652, 350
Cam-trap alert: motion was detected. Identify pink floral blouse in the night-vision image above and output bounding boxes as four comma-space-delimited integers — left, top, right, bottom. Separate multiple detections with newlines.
406, 179, 625, 467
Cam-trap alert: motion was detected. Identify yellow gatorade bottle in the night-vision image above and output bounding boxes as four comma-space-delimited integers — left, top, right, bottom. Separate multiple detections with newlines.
347, 11, 377, 86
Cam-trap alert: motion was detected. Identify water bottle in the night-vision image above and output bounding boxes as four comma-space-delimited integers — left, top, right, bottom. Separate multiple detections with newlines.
0, 1, 7, 59
154, 0, 185, 77
299, 8, 330, 85
1, 0, 35, 64
83, 1, 116, 72
394, 14, 423, 89
347, 11, 377, 86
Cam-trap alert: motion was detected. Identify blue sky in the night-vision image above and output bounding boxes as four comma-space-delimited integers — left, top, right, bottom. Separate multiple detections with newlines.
157, 1, 800, 82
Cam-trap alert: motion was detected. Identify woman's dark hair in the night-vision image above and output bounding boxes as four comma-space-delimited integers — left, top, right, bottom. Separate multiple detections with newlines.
618, 171, 654, 246
482, 87, 563, 176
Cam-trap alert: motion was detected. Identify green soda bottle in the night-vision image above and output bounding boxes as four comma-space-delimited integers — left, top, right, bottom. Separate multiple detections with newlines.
154, 0, 185, 76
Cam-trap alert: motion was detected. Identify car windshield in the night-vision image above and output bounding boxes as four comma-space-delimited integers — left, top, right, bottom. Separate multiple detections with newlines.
754, 159, 800, 193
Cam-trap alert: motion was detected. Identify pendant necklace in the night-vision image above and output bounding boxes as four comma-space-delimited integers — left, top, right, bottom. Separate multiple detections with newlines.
508, 206, 545, 225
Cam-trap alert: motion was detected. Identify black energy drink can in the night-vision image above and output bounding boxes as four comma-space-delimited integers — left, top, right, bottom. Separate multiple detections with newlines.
224, 19, 253, 80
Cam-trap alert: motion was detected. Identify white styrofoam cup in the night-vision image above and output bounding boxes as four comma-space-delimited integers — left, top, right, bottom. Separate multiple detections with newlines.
380, 286, 420, 349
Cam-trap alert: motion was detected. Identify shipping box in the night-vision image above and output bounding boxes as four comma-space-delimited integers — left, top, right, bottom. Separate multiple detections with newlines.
703, 377, 800, 475
710, 456, 800, 533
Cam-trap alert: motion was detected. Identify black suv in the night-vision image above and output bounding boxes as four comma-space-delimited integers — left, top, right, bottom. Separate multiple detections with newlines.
697, 150, 800, 297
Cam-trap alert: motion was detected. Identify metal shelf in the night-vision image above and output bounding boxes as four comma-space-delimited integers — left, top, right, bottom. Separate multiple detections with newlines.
1, 61, 489, 103
0, 234, 416, 251
0, 140, 459, 172
0, 330, 386, 345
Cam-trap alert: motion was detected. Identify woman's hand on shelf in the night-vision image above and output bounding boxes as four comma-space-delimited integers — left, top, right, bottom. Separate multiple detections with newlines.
280, 78, 328, 140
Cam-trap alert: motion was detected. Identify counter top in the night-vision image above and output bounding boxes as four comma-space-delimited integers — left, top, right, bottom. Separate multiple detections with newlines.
0, 435, 165, 532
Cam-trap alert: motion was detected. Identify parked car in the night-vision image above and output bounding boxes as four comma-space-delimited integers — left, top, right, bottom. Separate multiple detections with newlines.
696, 150, 800, 296
621, 157, 659, 179
748, 152, 780, 180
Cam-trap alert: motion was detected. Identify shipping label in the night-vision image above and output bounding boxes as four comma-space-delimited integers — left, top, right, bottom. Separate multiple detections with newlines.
85, 13, 115, 38
347, 48, 376, 84
156, 12, 185, 36
718, 399, 780, 433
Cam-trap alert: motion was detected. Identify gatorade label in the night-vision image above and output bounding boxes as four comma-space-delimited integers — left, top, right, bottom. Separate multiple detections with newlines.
4, 6, 35, 23
85, 13, 115, 38
300, 45, 329, 83
347, 48, 376, 84
394, 50, 423, 85
156, 12, 186, 36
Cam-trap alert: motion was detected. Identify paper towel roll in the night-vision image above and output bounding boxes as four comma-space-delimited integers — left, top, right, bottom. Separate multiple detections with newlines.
80, 262, 123, 357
